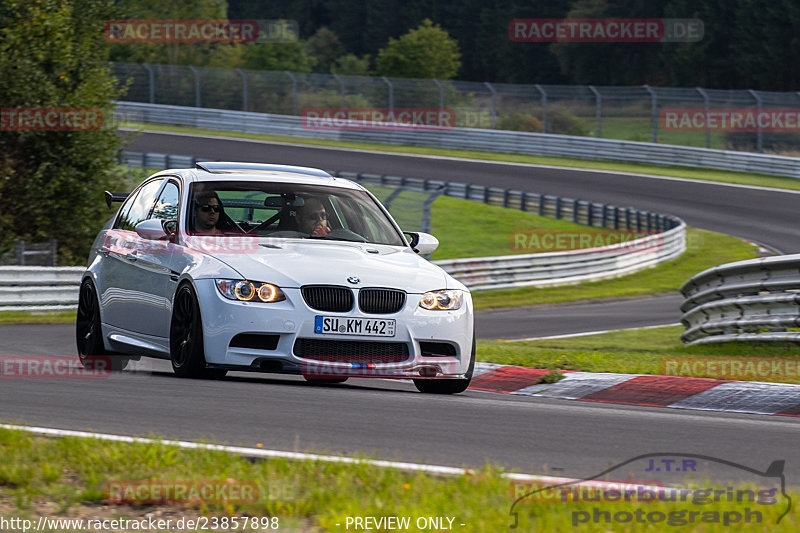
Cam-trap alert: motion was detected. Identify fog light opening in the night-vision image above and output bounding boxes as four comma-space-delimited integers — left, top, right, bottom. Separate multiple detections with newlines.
418, 365, 440, 377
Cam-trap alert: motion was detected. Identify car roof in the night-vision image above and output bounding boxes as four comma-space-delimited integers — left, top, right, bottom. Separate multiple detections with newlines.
153, 162, 364, 191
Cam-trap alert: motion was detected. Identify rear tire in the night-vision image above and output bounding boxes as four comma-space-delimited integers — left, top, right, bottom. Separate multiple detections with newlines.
76, 279, 129, 371
170, 283, 227, 379
413, 334, 475, 394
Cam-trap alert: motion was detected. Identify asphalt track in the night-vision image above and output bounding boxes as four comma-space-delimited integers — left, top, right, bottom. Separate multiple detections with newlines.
2, 131, 799, 487
2, 324, 800, 485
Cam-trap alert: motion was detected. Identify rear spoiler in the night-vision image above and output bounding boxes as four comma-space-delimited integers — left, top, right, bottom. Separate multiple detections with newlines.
104, 191, 129, 209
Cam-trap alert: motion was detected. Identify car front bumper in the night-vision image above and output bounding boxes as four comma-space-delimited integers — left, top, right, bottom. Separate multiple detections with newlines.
195, 280, 474, 379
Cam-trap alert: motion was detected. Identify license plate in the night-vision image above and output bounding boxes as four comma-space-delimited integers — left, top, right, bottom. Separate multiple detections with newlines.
314, 316, 395, 337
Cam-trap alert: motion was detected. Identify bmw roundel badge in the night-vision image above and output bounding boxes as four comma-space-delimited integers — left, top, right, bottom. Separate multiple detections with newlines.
347, 276, 360, 284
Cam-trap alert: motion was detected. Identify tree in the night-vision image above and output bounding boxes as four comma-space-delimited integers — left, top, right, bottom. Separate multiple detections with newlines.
0, 0, 126, 264
332, 54, 371, 76
306, 27, 344, 73
376, 19, 461, 79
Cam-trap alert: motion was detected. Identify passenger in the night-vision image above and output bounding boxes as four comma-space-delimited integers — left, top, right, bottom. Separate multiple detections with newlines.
297, 197, 331, 236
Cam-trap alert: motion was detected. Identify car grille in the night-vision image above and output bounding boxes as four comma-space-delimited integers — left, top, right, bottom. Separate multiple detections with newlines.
301, 285, 354, 312
293, 338, 409, 363
358, 288, 406, 314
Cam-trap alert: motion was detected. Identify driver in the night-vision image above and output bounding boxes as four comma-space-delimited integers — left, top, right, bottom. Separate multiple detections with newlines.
193, 191, 223, 235
297, 197, 331, 236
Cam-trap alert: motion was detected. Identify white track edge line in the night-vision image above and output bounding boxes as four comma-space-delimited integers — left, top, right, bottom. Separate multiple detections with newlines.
502, 322, 681, 342
123, 128, 800, 196
0, 423, 662, 488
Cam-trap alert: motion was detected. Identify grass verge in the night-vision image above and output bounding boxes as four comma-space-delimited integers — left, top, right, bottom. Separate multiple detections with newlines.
0, 428, 796, 532
478, 325, 800, 384
0, 311, 74, 325
122, 121, 800, 192
471, 227, 759, 310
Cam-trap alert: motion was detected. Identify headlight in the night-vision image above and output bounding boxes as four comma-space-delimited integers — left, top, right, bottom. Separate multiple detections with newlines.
419, 289, 463, 310
216, 279, 286, 303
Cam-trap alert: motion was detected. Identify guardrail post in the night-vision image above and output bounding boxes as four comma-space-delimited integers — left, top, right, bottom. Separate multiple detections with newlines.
333, 73, 346, 110
636, 211, 642, 231
535, 84, 548, 133
503, 189, 509, 208
236, 68, 248, 111
613, 207, 619, 230
555, 197, 562, 219
483, 186, 490, 204
587, 202, 594, 226
484, 82, 497, 128
142, 63, 155, 104
188, 66, 201, 107
284, 71, 298, 115
16, 240, 24, 266
464, 183, 470, 200
626, 208, 632, 230
646, 212, 652, 231
748, 89, 763, 153
696, 87, 710, 148
538, 196, 545, 216
382, 77, 394, 112
520, 191, 527, 211
588, 85, 602, 137
601, 205, 608, 227
573, 199, 579, 223
643, 84, 658, 143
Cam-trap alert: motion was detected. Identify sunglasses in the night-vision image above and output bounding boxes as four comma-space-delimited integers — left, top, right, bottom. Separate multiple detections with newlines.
197, 204, 221, 213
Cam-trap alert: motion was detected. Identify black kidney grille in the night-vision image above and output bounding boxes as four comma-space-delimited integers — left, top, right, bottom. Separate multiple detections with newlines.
294, 338, 409, 363
358, 288, 406, 314
301, 285, 354, 312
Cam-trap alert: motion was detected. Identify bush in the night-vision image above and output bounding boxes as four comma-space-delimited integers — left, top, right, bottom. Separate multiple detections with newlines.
548, 109, 589, 136
497, 113, 544, 132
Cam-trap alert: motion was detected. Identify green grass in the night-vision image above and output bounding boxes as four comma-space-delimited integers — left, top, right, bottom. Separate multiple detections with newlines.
471, 227, 759, 310
122, 121, 800, 191
478, 325, 800, 384
0, 310, 75, 325
1, 428, 797, 532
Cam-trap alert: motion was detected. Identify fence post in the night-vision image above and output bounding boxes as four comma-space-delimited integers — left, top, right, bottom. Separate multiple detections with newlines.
433, 79, 444, 113
696, 87, 710, 148
333, 73, 346, 110
748, 89, 763, 153
236, 68, 248, 111
284, 71, 298, 115
643, 84, 657, 143
382, 77, 394, 113
588, 85, 602, 137
535, 84, 548, 133
484, 82, 497, 128
142, 63, 155, 104
188, 66, 201, 107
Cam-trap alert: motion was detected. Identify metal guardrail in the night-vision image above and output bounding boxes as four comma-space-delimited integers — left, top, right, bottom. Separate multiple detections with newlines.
680, 255, 800, 345
112, 62, 800, 153
3, 156, 686, 311
0, 267, 83, 312
115, 102, 800, 179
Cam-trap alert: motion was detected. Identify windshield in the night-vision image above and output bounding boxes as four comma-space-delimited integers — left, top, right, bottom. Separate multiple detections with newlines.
187, 181, 406, 246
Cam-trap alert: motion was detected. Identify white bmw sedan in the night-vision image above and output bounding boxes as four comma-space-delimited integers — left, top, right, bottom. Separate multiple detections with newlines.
77, 162, 474, 393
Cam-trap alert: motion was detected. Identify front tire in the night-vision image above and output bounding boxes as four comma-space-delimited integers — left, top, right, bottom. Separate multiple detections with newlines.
76, 279, 129, 371
170, 283, 227, 379
413, 334, 475, 394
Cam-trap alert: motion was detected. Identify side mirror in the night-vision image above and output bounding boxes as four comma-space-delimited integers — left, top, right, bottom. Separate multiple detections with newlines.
405, 232, 438, 254
135, 219, 170, 240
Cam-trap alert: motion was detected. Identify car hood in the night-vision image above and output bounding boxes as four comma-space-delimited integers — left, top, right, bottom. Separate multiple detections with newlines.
203, 239, 450, 291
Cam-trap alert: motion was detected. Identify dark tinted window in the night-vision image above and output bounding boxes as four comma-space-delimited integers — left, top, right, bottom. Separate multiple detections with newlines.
150, 180, 179, 221
115, 179, 163, 231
